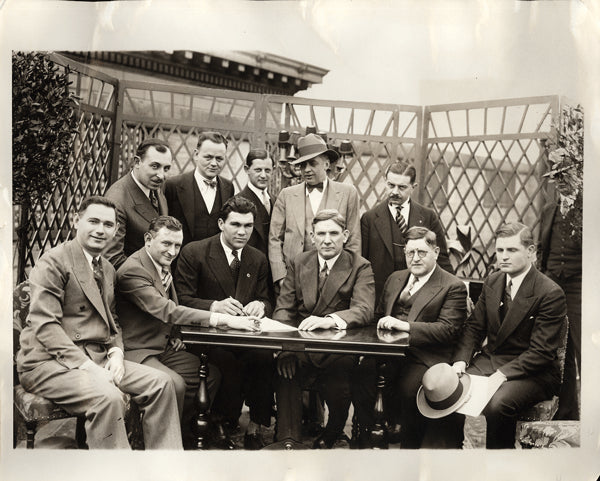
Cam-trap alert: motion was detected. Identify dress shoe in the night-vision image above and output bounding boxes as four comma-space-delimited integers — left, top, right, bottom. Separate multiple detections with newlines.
386, 423, 402, 444
243, 432, 266, 450
209, 422, 237, 450
312, 432, 337, 449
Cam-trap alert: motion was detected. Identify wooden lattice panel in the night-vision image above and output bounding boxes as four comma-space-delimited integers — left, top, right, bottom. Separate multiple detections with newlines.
422, 96, 559, 279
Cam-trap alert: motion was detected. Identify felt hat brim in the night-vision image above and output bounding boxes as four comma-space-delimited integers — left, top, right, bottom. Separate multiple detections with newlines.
416, 373, 472, 419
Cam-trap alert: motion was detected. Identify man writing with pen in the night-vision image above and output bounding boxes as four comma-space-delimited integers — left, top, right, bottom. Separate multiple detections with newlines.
175, 195, 274, 450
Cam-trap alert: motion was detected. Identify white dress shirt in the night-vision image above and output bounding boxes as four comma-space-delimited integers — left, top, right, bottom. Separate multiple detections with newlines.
247, 181, 271, 211
506, 264, 532, 299
306, 178, 328, 215
388, 198, 410, 225
317, 253, 348, 330
194, 169, 217, 212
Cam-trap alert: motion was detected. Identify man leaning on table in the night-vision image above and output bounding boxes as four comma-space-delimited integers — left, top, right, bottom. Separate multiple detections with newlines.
271, 209, 375, 449
427, 222, 567, 449
116, 215, 260, 448
352, 226, 467, 449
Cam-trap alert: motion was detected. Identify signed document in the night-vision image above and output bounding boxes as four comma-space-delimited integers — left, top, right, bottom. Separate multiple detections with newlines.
456, 374, 505, 417
255, 317, 298, 332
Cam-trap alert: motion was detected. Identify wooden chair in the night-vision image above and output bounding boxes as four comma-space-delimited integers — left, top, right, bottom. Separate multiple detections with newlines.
13, 281, 141, 449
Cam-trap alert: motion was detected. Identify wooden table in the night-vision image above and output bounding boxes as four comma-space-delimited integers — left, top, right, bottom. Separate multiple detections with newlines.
180, 325, 409, 449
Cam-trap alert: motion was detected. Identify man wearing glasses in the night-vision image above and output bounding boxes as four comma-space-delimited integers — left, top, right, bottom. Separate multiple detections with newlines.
352, 226, 467, 448
165, 131, 235, 247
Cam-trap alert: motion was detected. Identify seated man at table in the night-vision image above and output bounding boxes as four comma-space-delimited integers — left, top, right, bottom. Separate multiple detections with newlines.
352, 227, 467, 448
116, 215, 260, 448
427, 222, 567, 449
273, 209, 375, 449
175, 195, 274, 449
16, 196, 182, 449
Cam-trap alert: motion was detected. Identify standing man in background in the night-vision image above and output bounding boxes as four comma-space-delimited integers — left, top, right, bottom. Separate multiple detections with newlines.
269, 133, 361, 292
105, 138, 172, 269
361, 161, 453, 304
165, 131, 235, 247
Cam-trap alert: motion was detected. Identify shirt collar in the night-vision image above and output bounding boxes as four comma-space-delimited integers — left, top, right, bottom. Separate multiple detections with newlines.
220, 234, 242, 260
194, 169, 217, 190
506, 264, 532, 296
145, 247, 166, 278
247, 181, 269, 199
411, 263, 436, 286
388, 198, 410, 215
130, 172, 151, 198
305, 177, 328, 195
77, 240, 98, 271
318, 252, 341, 271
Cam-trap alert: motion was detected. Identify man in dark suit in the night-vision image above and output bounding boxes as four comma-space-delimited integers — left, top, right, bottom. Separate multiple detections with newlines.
269, 134, 361, 291
361, 161, 453, 304
105, 138, 172, 269
273, 209, 375, 449
175, 196, 273, 449
116, 215, 260, 448
238, 149, 273, 257
16, 196, 182, 449
429, 222, 567, 449
165, 131, 235, 246
352, 227, 467, 448
539, 198, 581, 420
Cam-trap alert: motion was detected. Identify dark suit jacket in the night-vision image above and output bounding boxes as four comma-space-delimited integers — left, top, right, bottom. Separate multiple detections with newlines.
538, 202, 582, 275
378, 266, 467, 367
116, 247, 212, 364
361, 199, 453, 302
164, 171, 234, 246
104, 172, 168, 269
273, 249, 375, 328
17, 240, 123, 373
453, 266, 566, 385
238, 185, 272, 257
175, 234, 271, 314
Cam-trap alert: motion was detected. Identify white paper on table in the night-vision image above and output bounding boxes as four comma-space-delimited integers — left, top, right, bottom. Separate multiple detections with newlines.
456, 374, 505, 417
255, 317, 298, 332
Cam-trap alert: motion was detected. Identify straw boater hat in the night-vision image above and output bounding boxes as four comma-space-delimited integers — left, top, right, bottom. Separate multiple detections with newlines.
416, 363, 472, 419
288, 133, 339, 165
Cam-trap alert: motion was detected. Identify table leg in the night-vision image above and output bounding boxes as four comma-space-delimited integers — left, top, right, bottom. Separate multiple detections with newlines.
370, 359, 389, 449
193, 353, 210, 450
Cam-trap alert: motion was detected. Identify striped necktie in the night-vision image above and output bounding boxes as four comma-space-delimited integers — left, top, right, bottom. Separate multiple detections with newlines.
92, 256, 104, 295
395, 205, 408, 234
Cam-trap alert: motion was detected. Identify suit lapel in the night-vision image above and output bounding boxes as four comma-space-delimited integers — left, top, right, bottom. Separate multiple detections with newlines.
384, 270, 410, 316
68, 241, 109, 324
373, 202, 394, 258
176, 172, 199, 235
292, 183, 306, 235
407, 201, 426, 229
315, 250, 353, 313
324, 180, 340, 211
126, 174, 160, 223
407, 266, 443, 323
139, 248, 168, 298
157, 188, 168, 216
235, 246, 256, 301
207, 236, 236, 296
299, 251, 320, 312
243, 186, 269, 243
494, 268, 538, 347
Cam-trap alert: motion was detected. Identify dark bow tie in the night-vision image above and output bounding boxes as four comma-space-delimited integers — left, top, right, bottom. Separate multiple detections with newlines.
204, 179, 217, 188
307, 183, 324, 193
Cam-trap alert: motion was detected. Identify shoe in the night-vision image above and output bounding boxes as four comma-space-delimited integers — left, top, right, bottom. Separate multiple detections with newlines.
312, 432, 337, 449
386, 423, 402, 444
209, 421, 237, 450
243, 432, 265, 450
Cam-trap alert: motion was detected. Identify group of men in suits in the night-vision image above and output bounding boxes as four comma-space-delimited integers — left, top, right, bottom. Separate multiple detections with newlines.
16, 128, 574, 450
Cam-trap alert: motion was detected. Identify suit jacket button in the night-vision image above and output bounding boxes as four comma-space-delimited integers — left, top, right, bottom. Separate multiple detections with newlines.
75, 333, 81, 340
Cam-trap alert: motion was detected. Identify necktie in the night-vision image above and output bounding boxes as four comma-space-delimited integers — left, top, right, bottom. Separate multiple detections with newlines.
501, 279, 513, 320
204, 179, 217, 188
318, 262, 329, 293
92, 256, 104, 295
399, 276, 418, 305
161, 267, 172, 292
230, 249, 241, 283
395, 204, 408, 235
149, 190, 159, 211
307, 183, 324, 193
261, 189, 271, 212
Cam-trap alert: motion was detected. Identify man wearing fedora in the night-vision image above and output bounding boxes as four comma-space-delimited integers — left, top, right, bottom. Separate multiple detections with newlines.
428, 222, 567, 449
352, 227, 467, 448
268, 133, 361, 290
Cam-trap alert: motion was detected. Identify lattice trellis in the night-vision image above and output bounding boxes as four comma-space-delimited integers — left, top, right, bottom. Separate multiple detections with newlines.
421, 96, 560, 279
14, 54, 117, 281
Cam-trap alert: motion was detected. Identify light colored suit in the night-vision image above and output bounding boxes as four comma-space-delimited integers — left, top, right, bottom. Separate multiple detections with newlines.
268, 180, 361, 283
17, 239, 182, 449
105, 172, 168, 269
